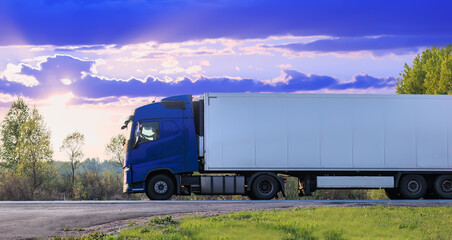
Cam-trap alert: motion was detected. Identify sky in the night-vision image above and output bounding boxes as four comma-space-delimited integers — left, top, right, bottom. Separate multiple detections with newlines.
0, 0, 451, 161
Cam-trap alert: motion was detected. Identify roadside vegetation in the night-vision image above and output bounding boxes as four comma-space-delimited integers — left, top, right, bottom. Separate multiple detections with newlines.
396, 44, 452, 94
0, 98, 141, 200
53, 206, 452, 240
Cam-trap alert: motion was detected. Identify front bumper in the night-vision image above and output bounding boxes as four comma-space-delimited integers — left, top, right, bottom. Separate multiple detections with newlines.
123, 166, 145, 193
123, 166, 132, 193
123, 183, 145, 193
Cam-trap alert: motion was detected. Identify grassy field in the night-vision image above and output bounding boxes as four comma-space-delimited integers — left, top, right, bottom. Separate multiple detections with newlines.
57, 207, 452, 240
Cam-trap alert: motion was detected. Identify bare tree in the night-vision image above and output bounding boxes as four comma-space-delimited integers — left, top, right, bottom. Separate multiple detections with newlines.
60, 131, 85, 194
105, 134, 126, 166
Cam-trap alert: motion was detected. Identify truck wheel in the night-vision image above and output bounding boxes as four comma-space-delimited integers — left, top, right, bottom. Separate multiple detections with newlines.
384, 188, 401, 199
145, 174, 175, 200
433, 175, 452, 199
251, 175, 279, 200
399, 175, 427, 199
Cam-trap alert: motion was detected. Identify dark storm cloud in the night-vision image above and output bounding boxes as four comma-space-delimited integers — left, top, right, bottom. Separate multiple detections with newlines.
0, 0, 451, 47
0, 55, 396, 101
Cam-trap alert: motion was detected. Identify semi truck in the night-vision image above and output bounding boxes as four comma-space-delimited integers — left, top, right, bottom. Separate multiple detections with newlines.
122, 93, 452, 200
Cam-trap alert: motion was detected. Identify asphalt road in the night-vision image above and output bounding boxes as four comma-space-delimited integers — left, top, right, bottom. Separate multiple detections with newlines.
1, 200, 452, 239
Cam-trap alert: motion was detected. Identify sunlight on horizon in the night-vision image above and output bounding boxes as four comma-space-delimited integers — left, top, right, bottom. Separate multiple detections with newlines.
38, 92, 129, 162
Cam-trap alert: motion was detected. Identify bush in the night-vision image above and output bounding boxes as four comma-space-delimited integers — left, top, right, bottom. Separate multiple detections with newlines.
0, 170, 33, 200
367, 189, 389, 200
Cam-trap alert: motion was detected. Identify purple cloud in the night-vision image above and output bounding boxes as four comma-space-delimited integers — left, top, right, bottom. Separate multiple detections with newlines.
266, 36, 452, 54
0, 0, 451, 46
0, 55, 396, 101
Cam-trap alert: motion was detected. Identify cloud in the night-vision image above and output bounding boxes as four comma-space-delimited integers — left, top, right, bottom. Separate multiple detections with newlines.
265, 36, 452, 55
277, 64, 292, 69
0, 55, 94, 98
0, 63, 39, 87
158, 57, 208, 75
54, 45, 110, 52
330, 74, 396, 90
0, 55, 396, 101
0, 0, 451, 46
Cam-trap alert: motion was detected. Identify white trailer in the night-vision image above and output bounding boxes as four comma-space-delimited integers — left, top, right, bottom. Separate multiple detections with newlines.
124, 92, 452, 200
200, 93, 452, 199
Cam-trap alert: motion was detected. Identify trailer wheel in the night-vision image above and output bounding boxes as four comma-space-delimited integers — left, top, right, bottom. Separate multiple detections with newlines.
251, 175, 279, 200
145, 174, 175, 200
399, 175, 427, 199
433, 175, 452, 199
384, 188, 402, 199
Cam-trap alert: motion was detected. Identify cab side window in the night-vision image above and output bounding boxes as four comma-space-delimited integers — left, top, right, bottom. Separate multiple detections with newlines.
136, 121, 159, 144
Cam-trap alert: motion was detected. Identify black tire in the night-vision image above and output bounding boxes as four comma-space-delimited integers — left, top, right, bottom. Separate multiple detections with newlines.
251, 175, 279, 200
145, 174, 175, 200
384, 188, 402, 199
433, 175, 452, 199
399, 175, 427, 199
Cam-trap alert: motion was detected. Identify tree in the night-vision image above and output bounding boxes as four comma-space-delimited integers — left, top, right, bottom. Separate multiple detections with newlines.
396, 45, 452, 94
105, 134, 126, 166
60, 131, 85, 193
0, 98, 30, 169
15, 108, 54, 199
0, 98, 54, 199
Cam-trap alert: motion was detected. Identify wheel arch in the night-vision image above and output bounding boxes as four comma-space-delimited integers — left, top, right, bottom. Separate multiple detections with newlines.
144, 168, 177, 189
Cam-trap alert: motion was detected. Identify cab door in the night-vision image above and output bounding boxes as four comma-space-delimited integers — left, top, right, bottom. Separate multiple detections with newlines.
129, 121, 163, 181
160, 119, 185, 173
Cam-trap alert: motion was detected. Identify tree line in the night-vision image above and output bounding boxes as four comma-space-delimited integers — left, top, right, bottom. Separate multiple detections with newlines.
0, 45, 450, 201
0, 99, 140, 200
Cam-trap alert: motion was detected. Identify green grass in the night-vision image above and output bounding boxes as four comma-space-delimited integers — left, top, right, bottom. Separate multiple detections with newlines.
148, 215, 176, 225
57, 207, 452, 240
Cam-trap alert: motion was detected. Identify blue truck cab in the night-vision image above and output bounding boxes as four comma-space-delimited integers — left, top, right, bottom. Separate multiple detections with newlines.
122, 94, 284, 200
122, 95, 199, 198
